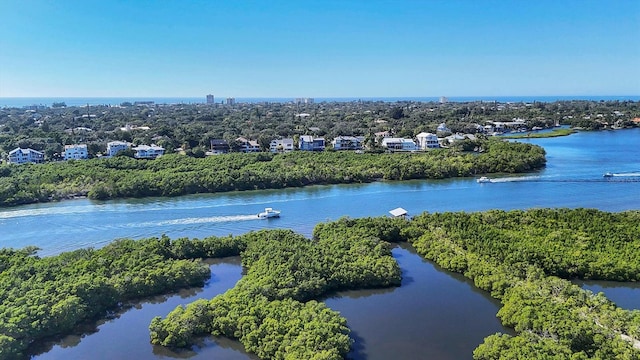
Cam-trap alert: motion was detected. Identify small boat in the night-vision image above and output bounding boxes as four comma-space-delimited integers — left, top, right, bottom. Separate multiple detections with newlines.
477, 176, 492, 183
603, 172, 614, 178
257, 207, 280, 219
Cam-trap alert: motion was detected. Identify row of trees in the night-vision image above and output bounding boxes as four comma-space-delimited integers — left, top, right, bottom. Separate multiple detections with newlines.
0, 139, 546, 207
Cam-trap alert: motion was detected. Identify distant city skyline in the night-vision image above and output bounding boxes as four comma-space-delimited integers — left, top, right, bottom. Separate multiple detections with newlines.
0, 0, 638, 98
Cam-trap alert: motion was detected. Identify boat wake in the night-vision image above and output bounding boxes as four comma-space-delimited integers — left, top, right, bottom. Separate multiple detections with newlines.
487, 176, 541, 183
135, 214, 259, 227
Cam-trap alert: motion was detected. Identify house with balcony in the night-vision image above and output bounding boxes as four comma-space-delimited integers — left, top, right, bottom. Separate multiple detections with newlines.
210, 139, 230, 154
236, 137, 261, 153
133, 144, 165, 159
107, 141, 131, 157
63, 144, 88, 160
331, 136, 365, 151
380, 137, 417, 151
299, 135, 325, 151
270, 138, 294, 153
415, 132, 440, 150
8, 148, 44, 164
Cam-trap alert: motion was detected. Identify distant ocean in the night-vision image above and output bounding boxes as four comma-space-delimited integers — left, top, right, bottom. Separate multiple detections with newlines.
1, 96, 639, 108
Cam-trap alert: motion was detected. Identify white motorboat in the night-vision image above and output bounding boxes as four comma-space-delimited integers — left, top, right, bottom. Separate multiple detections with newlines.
477, 176, 492, 183
257, 207, 281, 219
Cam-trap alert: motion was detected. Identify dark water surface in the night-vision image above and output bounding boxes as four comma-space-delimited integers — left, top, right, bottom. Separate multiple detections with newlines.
0, 129, 637, 359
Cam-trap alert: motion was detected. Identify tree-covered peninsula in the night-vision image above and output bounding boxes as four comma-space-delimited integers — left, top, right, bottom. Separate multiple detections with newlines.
0, 138, 545, 207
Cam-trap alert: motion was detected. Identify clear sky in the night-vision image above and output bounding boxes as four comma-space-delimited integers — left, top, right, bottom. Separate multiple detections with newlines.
0, 0, 638, 98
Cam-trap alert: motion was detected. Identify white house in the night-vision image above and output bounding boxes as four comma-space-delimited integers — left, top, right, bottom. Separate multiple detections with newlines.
270, 139, 294, 153
8, 148, 44, 164
133, 144, 165, 159
331, 136, 364, 151
63, 144, 88, 160
107, 141, 131, 157
415, 132, 440, 150
299, 135, 325, 151
381, 137, 417, 151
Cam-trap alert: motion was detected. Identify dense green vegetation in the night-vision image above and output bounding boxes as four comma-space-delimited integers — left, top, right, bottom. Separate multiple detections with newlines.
0, 234, 245, 360
0, 138, 546, 207
404, 209, 640, 359
3, 209, 640, 359
150, 220, 405, 359
503, 128, 575, 139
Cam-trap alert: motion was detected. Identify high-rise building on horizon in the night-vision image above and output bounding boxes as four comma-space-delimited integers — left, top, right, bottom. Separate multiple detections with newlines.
226, 97, 236, 105
295, 97, 314, 104
206, 94, 215, 104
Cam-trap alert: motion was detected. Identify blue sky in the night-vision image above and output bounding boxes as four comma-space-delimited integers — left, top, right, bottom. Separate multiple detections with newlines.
0, 0, 638, 97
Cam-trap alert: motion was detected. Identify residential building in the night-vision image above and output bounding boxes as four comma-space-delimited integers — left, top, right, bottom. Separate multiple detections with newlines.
133, 144, 165, 159
210, 139, 230, 154
299, 135, 325, 151
107, 141, 131, 157
270, 138, 294, 153
8, 148, 44, 164
415, 132, 440, 150
295, 98, 314, 104
331, 136, 364, 150
206, 94, 215, 104
236, 137, 261, 153
226, 97, 236, 105
381, 137, 417, 151
63, 144, 88, 160
437, 123, 451, 133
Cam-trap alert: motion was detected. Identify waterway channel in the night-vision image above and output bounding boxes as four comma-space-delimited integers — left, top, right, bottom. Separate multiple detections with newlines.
0, 128, 637, 359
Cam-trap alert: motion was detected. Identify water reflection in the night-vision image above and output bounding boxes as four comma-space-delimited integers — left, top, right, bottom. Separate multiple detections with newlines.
32, 258, 251, 360
325, 244, 510, 360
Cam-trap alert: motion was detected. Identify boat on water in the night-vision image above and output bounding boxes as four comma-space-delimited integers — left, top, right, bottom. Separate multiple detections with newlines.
477, 176, 492, 183
257, 207, 281, 219
603, 172, 614, 178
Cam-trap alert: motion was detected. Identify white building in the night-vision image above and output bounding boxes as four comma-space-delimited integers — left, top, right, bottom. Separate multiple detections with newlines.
107, 141, 131, 157
63, 144, 88, 160
270, 139, 294, 153
331, 136, 364, 150
381, 138, 417, 151
133, 144, 165, 159
415, 132, 440, 150
8, 148, 44, 164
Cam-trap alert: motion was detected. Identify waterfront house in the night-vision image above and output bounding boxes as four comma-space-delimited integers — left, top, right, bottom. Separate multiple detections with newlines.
299, 135, 325, 151
8, 148, 44, 164
331, 136, 365, 151
133, 144, 165, 159
107, 141, 131, 157
236, 137, 261, 153
210, 139, 231, 154
415, 132, 440, 150
63, 144, 88, 160
381, 137, 417, 151
270, 138, 295, 153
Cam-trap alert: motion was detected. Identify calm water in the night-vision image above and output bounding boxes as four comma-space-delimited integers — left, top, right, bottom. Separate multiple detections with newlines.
1, 128, 638, 359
